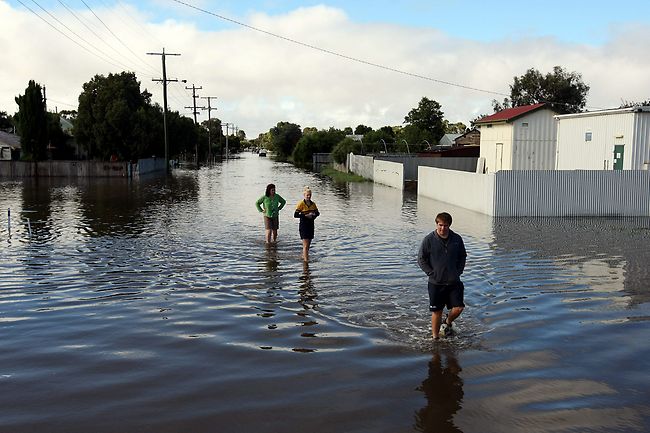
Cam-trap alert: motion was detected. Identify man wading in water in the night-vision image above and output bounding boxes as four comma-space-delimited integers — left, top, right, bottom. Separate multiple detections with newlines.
418, 212, 467, 340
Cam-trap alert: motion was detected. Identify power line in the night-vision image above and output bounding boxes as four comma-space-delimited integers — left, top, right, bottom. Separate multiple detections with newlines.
170, 0, 509, 98
79, 0, 160, 76
16, 0, 127, 70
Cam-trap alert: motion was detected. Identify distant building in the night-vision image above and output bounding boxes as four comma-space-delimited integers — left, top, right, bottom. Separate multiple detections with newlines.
475, 103, 558, 172
454, 129, 480, 147
0, 131, 21, 160
555, 106, 650, 170
439, 133, 461, 147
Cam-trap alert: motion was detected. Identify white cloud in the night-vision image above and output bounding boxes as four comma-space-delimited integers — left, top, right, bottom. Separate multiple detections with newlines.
2, 2, 649, 138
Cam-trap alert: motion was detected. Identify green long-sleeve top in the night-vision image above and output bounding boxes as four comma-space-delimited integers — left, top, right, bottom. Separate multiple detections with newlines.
255, 194, 286, 218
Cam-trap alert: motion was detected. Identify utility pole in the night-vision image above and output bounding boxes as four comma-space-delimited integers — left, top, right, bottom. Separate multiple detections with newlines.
147, 48, 181, 174
200, 96, 217, 164
185, 84, 202, 167
223, 122, 232, 160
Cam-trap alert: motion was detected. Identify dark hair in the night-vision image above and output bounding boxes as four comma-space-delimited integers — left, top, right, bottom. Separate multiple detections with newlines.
435, 212, 452, 225
265, 183, 276, 197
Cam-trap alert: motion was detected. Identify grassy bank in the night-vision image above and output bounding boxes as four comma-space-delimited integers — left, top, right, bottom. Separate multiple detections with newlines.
320, 166, 369, 183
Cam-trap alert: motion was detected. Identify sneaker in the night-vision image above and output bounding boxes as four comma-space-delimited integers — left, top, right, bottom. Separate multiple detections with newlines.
440, 321, 453, 337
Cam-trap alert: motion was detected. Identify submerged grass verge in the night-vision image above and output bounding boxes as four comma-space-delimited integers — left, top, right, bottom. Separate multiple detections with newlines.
320, 166, 369, 183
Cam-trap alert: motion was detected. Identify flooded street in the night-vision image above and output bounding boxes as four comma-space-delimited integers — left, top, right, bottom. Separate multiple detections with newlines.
1, 154, 649, 432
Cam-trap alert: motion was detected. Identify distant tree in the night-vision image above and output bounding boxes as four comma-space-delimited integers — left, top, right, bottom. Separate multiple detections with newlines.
237, 129, 246, 141
292, 128, 346, 166
269, 121, 302, 158
493, 66, 590, 114
443, 120, 468, 134
404, 97, 446, 143
331, 137, 363, 163
354, 124, 373, 135
15, 80, 48, 160
0, 111, 14, 130
363, 128, 395, 152
167, 111, 198, 159
75, 72, 160, 160
343, 126, 353, 135
619, 99, 650, 108
303, 126, 318, 135
397, 124, 435, 151
59, 109, 77, 120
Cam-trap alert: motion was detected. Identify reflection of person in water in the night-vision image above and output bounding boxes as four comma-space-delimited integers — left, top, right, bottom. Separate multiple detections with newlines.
298, 261, 318, 310
415, 348, 464, 433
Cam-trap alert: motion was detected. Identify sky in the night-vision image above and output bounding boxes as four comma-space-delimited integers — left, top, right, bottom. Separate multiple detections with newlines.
1, 0, 650, 138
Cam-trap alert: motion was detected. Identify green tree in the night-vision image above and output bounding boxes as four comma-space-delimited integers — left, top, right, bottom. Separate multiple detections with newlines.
331, 137, 363, 163
292, 128, 346, 166
443, 120, 467, 134
363, 128, 394, 153
0, 111, 14, 130
354, 124, 372, 135
15, 80, 48, 161
269, 121, 302, 158
493, 66, 590, 114
619, 99, 650, 108
75, 72, 160, 160
404, 97, 446, 143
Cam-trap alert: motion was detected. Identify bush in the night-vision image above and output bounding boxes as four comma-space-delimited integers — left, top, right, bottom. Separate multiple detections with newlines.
331, 137, 363, 164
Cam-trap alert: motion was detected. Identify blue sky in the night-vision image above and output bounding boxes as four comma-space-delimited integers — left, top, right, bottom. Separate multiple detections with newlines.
2, 0, 650, 136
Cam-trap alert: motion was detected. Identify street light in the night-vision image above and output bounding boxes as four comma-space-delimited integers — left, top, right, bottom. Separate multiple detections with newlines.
401, 139, 410, 154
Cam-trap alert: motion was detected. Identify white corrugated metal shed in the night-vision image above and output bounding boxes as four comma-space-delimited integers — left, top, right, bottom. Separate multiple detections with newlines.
555, 106, 650, 170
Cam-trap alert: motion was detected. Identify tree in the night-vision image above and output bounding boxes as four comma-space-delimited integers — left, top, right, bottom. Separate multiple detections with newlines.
75, 72, 161, 160
493, 66, 590, 114
15, 80, 48, 160
292, 128, 346, 166
404, 97, 445, 143
331, 137, 363, 163
443, 120, 467, 134
363, 128, 395, 153
0, 111, 14, 130
269, 121, 302, 158
354, 124, 372, 135
619, 99, 650, 108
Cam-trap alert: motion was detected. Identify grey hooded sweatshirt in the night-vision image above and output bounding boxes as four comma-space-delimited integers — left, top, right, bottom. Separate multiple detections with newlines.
418, 230, 467, 284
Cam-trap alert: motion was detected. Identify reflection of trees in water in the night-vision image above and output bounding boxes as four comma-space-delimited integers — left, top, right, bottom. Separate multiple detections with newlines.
76, 174, 200, 237
491, 217, 650, 305
20, 178, 54, 241
415, 347, 464, 433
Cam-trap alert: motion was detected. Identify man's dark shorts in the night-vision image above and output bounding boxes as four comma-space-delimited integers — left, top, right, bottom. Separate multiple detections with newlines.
428, 281, 465, 312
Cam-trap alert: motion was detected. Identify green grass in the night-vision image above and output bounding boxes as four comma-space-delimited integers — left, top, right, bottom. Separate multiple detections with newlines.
320, 166, 369, 182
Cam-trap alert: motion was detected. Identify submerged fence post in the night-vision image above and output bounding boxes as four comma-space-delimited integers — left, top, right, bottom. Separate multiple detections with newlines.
7, 208, 10, 238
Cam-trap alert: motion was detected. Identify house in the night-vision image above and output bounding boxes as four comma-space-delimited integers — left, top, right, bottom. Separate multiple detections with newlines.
0, 131, 21, 160
454, 129, 480, 147
439, 133, 461, 147
555, 106, 650, 170
474, 103, 558, 172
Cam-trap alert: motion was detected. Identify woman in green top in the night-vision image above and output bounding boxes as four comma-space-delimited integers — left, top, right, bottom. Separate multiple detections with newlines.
255, 183, 286, 244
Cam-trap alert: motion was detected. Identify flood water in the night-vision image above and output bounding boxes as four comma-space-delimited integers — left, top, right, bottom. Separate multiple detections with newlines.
1, 154, 649, 433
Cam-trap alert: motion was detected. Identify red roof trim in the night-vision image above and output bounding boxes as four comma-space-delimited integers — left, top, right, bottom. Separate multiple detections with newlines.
475, 103, 547, 123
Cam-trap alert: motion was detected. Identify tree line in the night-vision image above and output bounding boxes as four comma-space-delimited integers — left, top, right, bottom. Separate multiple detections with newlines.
5, 72, 244, 162
4, 65, 647, 165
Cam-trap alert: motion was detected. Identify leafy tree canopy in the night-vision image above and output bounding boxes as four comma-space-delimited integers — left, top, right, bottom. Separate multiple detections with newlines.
354, 124, 373, 135
619, 99, 650, 108
403, 97, 445, 143
269, 121, 302, 158
493, 66, 589, 114
15, 80, 48, 161
292, 128, 345, 166
0, 111, 14, 130
75, 71, 160, 160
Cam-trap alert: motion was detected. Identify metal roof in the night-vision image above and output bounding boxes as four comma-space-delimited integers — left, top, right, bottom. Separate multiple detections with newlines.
475, 103, 547, 124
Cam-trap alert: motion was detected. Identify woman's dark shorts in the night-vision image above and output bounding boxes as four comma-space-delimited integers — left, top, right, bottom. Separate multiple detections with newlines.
427, 281, 465, 312
264, 216, 279, 230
